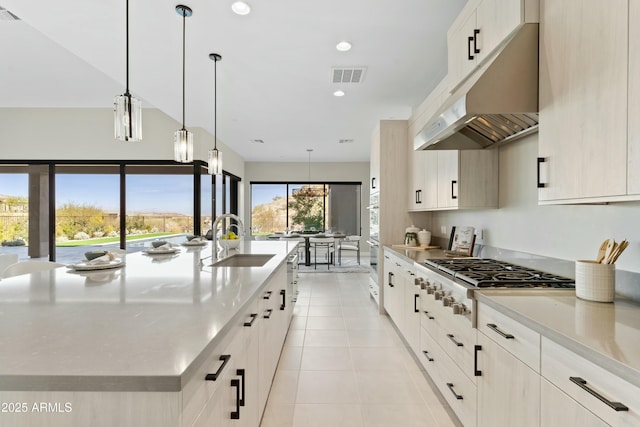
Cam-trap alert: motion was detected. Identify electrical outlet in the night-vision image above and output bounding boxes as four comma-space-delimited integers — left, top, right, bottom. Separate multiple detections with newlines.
440, 225, 447, 235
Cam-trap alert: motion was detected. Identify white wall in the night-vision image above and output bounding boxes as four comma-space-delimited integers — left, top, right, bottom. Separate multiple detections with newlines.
0, 108, 245, 178
244, 161, 370, 241
417, 134, 640, 274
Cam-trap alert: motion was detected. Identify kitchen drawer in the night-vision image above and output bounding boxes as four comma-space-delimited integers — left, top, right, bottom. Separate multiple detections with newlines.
477, 301, 540, 372
542, 337, 640, 426
419, 287, 440, 335
420, 326, 477, 427
432, 312, 477, 383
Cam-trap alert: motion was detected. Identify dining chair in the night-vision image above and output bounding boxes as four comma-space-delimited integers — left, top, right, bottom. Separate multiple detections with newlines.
2, 261, 65, 279
338, 235, 361, 265
280, 235, 305, 264
309, 237, 335, 269
0, 253, 19, 277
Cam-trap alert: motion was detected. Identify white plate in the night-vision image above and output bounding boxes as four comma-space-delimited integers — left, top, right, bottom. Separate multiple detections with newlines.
143, 248, 180, 254
68, 259, 125, 271
182, 240, 208, 246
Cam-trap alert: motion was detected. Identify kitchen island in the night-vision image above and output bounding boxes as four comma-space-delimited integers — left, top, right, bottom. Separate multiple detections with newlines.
0, 240, 298, 427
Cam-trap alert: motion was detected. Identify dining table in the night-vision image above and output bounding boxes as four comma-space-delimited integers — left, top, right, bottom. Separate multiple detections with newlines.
267, 232, 346, 266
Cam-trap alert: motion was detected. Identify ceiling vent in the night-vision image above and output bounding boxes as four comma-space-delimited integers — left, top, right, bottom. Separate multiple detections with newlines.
0, 6, 19, 20
332, 67, 366, 84
338, 139, 354, 144
250, 139, 264, 144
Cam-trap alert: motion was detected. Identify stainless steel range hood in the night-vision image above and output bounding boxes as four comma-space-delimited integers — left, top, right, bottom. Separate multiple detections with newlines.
414, 24, 539, 151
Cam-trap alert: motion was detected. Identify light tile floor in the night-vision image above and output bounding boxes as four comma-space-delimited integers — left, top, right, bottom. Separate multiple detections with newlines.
260, 270, 459, 427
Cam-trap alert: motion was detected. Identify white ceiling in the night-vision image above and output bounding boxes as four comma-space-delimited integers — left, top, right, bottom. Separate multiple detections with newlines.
0, 0, 466, 162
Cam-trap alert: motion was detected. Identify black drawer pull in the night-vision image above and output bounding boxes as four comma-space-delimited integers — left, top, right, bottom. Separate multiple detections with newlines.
467, 36, 474, 60
237, 369, 245, 407
487, 323, 514, 339
371, 177, 376, 189
230, 378, 241, 419
473, 28, 480, 54
414, 294, 420, 313
422, 350, 434, 362
423, 310, 434, 320
447, 383, 463, 400
280, 289, 286, 310
205, 354, 230, 381
451, 180, 458, 199
263, 309, 273, 319
243, 313, 258, 327
263, 291, 272, 300
569, 377, 628, 412
474, 345, 482, 377
447, 334, 463, 347
537, 157, 547, 188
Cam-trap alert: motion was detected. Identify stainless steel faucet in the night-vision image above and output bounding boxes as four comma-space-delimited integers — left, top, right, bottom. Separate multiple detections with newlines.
210, 213, 245, 260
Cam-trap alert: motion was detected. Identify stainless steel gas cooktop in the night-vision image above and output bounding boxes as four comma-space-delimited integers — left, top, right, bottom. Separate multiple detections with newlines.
424, 258, 575, 288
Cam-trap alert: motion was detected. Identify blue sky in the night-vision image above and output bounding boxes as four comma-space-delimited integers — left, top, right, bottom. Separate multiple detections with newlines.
1, 174, 211, 215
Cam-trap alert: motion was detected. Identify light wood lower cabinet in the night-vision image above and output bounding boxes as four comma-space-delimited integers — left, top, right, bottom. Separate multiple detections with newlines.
476, 331, 540, 427
540, 377, 608, 427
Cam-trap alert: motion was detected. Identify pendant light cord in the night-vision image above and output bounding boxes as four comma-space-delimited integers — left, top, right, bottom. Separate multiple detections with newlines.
125, 0, 130, 95
181, 10, 186, 130
214, 58, 217, 150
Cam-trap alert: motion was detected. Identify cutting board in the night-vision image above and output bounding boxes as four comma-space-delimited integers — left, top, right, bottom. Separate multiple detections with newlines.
392, 244, 440, 250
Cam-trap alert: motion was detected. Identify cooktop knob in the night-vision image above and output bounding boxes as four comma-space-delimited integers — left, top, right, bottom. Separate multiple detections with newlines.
442, 296, 454, 307
415, 277, 424, 286
426, 286, 435, 294
434, 290, 444, 300
452, 303, 467, 315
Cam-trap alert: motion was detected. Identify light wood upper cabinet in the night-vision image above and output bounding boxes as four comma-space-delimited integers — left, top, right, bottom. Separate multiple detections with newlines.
437, 151, 460, 209
370, 130, 381, 193
538, 0, 629, 203
409, 151, 437, 210
448, 0, 539, 91
628, 0, 640, 194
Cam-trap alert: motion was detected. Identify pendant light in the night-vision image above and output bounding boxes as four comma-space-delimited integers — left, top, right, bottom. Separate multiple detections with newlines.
174, 5, 193, 163
207, 53, 223, 175
114, 0, 142, 142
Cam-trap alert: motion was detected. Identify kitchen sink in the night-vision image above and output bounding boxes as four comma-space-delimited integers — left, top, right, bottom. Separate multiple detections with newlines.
210, 254, 275, 267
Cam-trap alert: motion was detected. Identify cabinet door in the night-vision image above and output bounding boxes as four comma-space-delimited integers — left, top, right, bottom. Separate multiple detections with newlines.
448, 9, 478, 88
370, 129, 381, 192
628, 0, 640, 194
401, 267, 421, 354
475, 0, 523, 63
540, 378, 608, 427
409, 151, 426, 210
437, 151, 459, 208
539, 0, 628, 201
477, 331, 540, 427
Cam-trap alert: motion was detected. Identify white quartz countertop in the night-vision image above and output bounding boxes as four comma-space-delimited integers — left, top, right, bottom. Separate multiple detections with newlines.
0, 241, 297, 392
475, 290, 640, 388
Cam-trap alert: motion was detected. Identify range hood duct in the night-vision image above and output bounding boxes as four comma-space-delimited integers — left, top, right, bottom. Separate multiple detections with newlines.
414, 23, 539, 151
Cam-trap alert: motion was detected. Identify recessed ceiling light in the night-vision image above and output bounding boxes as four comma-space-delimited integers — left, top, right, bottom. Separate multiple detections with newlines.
231, 1, 251, 15
336, 41, 352, 52
333, 90, 345, 97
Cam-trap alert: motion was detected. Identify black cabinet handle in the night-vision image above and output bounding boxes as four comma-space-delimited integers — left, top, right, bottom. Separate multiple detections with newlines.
371, 177, 376, 189
205, 354, 231, 381
447, 333, 463, 347
474, 345, 482, 377
243, 313, 258, 327
388, 272, 394, 287
569, 377, 628, 412
422, 350, 434, 362
414, 294, 420, 313
230, 378, 241, 419
237, 369, 246, 407
263, 309, 273, 319
468, 36, 474, 60
280, 289, 286, 310
451, 180, 458, 199
487, 323, 514, 339
447, 383, 463, 400
263, 290, 272, 300
537, 157, 547, 188
473, 28, 480, 54
423, 310, 434, 320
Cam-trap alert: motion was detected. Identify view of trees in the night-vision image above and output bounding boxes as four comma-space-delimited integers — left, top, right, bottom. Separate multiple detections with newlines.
289, 190, 323, 231
251, 189, 325, 234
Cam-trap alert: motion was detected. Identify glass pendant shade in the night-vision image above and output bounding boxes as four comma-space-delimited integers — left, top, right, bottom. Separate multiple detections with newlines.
174, 129, 193, 163
208, 148, 222, 175
114, 93, 142, 141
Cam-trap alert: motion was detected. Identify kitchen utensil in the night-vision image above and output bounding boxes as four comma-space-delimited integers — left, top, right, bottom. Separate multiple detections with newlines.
595, 239, 609, 263
576, 260, 615, 302
606, 239, 629, 264
600, 239, 615, 264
